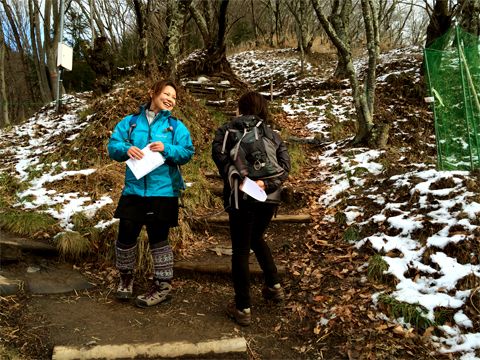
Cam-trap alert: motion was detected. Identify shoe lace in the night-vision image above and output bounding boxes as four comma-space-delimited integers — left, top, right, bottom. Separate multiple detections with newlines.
144, 284, 159, 299
144, 282, 170, 299
119, 275, 132, 289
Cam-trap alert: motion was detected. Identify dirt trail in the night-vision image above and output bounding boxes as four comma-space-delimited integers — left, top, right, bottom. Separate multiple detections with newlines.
1, 216, 314, 359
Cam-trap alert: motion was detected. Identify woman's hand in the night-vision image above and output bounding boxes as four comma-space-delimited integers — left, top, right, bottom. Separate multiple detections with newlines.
255, 180, 265, 190
127, 146, 144, 160
149, 141, 165, 152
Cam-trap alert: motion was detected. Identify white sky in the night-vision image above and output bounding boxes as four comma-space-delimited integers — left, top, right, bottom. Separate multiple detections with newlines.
1, 47, 480, 359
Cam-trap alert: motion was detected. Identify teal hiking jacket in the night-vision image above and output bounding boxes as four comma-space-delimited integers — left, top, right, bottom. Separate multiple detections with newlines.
108, 106, 194, 197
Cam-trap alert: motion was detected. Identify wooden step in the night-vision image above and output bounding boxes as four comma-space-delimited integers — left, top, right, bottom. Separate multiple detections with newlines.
206, 100, 229, 107
207, 214, 311, 223
53, 337, 247, 360
0, 234, 57, 256
185, 80, 232, 89
185, 82, 236, 99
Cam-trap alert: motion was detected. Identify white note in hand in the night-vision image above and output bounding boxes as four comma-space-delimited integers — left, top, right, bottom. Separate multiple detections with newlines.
240, 177, 267, 202
126, 146, 165, 180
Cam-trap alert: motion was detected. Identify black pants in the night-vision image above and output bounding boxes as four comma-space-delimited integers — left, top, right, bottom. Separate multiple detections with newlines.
228, 200, 280, 310
117, 218, 170, 249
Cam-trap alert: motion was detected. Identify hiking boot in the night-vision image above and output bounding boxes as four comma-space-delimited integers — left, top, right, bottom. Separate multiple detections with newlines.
115, 272, 133, 300
226, 301, 251, 326
262, 283, 285, 303
135, 280, 172, 308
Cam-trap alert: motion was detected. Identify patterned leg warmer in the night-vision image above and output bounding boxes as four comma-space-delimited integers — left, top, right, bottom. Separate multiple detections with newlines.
116, 244, 137, 273
151, 245, 173, 282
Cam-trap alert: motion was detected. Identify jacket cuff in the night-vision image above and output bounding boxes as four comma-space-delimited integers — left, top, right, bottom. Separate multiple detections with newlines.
162, 143, 171, 159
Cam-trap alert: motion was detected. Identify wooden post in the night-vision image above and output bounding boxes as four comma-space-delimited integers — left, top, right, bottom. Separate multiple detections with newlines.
270, 76, 273, 101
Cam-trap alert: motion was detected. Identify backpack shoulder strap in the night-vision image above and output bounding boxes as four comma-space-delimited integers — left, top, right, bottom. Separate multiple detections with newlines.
127, 113, 140, 143
231, 129, 248, 161
165, 116, 186, 193
220, 121, 242, 154
168, 116, 179, 134
129, 113, 139, 126
260, 121, 276, 140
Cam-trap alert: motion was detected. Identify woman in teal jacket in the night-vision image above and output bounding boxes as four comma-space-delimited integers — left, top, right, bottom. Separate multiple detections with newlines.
108, 79, 194, 307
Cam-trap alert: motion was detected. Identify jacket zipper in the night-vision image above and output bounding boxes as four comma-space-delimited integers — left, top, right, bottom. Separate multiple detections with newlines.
144, 115, 154, 196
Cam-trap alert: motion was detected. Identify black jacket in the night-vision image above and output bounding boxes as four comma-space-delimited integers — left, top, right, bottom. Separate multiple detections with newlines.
211, 115, 291, 209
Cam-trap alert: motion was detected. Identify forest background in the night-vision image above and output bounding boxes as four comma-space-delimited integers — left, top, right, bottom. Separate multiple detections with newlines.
0, 0, 478, 136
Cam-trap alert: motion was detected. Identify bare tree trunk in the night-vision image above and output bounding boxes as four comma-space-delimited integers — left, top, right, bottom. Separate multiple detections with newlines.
300, 0, 314, 54
88, 0, 97, 45
1, 0, 24, 61
296, 22, 305, 75
348, 62, 373, 144
29, 0, 51, 102
85, 36, 114, 95
132, 0, 151, 75
311, 0, 374, 145
91, 1, 109, 40
165, 0, 188, 80
286, 0, 314, 55
216, 0, 228, 50
362, 0, 377, 115
43, 0, 60, 100
421, 0, 453, 80
1, 0, 35, 102
275, 0, 281, 46
0, 24, 9, 127
181, 0, 233, 77
275, 0, 287, 47
369, 0, 380, 59
328, 0, 352, 79
250, 0, 259, 46
459, 0, 480, 36
424, 0, 452, 48
262, 0, 275, 46
186, 0, 211, 47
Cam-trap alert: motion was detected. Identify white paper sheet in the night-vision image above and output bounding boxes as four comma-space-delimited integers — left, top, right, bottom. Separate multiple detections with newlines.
240, 177, 267, 202
126, 146, 165, 180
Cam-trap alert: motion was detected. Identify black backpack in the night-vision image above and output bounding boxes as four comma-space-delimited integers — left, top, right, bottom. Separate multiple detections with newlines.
221, 115, 285, 180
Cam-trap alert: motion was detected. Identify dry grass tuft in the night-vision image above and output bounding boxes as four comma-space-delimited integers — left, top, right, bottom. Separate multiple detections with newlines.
170, 212, 195, 250
55, 231, 91, 261
96, 222, 118, 263
458, 273, 480, 291
0, 210, 58, 237
0, 172, 24, 200
136, 230, 153, 277
44, 162, 125, 205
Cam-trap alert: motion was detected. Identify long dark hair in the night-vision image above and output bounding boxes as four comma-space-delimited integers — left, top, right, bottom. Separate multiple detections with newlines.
238, 91, 269, 122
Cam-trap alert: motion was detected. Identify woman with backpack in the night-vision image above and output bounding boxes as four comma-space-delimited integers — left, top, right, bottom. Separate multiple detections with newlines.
108, 79, 194, 307
212, 91, 291, 326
